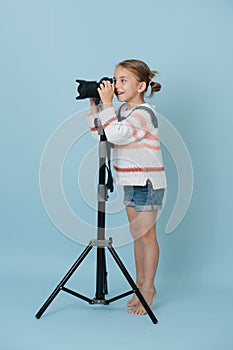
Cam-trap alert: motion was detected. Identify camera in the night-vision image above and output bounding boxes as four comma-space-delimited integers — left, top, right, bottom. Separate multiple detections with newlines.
76, 77, 113, 101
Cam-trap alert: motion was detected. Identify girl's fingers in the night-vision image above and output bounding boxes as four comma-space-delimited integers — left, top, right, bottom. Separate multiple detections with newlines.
99, 80, 114, 90
97, 81, 114, 104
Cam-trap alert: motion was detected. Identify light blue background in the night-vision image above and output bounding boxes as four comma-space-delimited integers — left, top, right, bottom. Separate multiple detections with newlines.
1, 0, 233, 349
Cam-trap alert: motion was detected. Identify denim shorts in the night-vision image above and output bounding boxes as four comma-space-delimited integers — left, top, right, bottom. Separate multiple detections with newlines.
123, 180, 165, 212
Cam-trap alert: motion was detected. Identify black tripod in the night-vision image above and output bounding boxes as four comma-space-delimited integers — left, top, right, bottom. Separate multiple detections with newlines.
35, 118, 158, 324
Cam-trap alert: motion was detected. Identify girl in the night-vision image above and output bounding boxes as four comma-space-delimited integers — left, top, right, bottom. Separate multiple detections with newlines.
86, 59, 167, 315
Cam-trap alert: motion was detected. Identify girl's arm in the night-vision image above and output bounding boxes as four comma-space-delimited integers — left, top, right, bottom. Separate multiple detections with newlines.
98, 106, 149, 145
96, 80, 150, 145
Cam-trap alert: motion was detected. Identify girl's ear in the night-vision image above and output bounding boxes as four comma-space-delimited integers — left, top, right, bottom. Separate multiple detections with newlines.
138, 81, 147, 93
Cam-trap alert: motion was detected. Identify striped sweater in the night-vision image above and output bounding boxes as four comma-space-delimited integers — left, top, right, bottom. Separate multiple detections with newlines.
86, 103, 167, 189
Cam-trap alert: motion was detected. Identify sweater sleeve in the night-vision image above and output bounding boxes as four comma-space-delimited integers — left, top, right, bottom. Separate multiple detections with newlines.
98, 106, 148, 145
86, 113, 99, 140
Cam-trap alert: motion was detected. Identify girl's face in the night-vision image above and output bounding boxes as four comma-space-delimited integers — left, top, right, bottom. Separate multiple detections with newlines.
113, 66, 146, 105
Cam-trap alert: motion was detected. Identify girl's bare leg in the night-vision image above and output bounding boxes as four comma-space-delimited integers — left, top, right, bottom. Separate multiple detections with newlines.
126, 207, 158, 313
129, 220, 159, 315
126, 207, 144, 306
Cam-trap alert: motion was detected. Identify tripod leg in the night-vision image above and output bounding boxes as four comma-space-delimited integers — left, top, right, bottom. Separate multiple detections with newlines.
95, 247, 108, 299
103, 249, 108, 295
107, 245, 158, 324
35, 243, 93, 319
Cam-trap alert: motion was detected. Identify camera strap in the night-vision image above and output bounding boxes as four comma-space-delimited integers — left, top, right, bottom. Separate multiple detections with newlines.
105, 142, 114, 193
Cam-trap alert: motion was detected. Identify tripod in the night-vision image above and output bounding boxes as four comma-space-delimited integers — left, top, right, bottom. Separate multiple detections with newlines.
35, 118, 158, 324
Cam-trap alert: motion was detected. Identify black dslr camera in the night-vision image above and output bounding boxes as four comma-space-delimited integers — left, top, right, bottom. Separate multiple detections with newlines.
76, 77, 113, 102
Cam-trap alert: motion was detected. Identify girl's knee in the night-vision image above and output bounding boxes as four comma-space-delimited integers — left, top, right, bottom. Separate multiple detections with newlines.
129, 223, 141, 238
141, 228, 156, 242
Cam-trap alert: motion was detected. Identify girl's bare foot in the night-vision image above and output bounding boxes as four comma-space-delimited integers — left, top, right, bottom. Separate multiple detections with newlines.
128, 287, 156, 315
127, 294, 139, 307
126, 284, 142, 307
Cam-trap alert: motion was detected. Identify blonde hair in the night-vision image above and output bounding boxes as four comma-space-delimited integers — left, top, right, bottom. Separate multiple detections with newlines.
116, 59, 161, 97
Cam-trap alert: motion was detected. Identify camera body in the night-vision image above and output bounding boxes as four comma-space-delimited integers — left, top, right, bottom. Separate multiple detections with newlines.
76, 77, 113, 101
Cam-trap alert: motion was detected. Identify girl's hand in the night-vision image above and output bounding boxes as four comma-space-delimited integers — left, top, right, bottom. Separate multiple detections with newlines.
97, 80, 114, 108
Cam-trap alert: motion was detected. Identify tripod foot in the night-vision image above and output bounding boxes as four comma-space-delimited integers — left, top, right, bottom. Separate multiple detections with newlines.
35, 243, 93, 319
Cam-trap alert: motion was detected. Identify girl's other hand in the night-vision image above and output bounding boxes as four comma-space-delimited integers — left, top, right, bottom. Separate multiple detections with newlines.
89, 98, 97, 106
